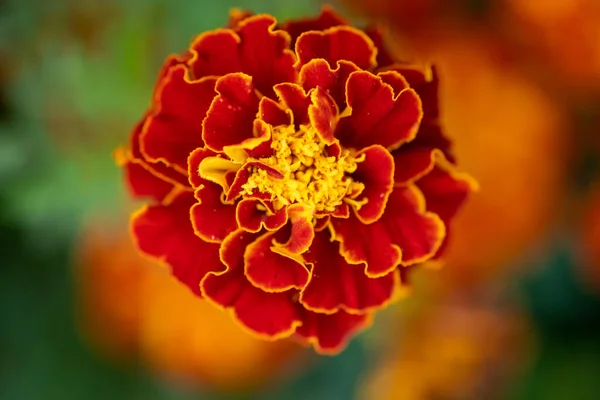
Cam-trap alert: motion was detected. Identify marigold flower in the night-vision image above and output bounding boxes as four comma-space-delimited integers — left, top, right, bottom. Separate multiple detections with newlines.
115, 7, 474, 354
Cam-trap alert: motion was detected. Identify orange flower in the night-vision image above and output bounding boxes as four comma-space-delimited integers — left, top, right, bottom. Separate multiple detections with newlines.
75, 218, 304, 392
116, 7, 474, 354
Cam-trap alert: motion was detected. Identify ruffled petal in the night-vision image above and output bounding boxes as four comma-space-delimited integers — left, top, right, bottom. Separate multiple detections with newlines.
202, 73, 261, 152
190, 181, 238, 243
392, 147, 437, 185
299, 230, 399, 313
236, 198, 288, 232
281, 5, 348, 45
226, 160, 283, 202
295, 26, 377, 71
274, 204, 316, 254
350, 145, 395, 224
332, 186, 445, 277
258, 96, 291, 127
308, 87, 339, 144
131, 191, 224, 295
244, 230, 310, 292
274, 83, 311, 126
202, 229, 302, 339
188, 15, 296, 97
383, 64, 440, 120
295, 310, 372, 355
336, 71, 422, 151
141, 66, 216, 171
299, 59, 359, 110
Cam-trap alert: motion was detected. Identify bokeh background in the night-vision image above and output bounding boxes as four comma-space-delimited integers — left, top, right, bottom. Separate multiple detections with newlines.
2, 0, 600, 399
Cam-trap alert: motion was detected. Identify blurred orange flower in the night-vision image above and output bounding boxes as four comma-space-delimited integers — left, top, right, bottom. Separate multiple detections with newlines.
359, 295, 531, 400
75, 216, 305, 393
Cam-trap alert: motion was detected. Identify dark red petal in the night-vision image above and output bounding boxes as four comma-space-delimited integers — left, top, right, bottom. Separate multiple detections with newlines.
131, 191, 224, 296
299, 59, 359, 110
314, 216, 331, 231
130, 114, 190, 187
190, 181, 237, 243
202, 229, 302, 338
337, 71, 422, 151
274, 83, 311, 126
308, 87, 338, 144
332, 186, 445, 277
351, 145, 394, 224
141, 66, 215, 171
236, 198, 288, 232
202, 73, 261, 152
259, 96, 291, 127
244, 231, 310, 292
296, 310, 372, 355
189, 15, 296, 97
392, 147, 436, 185
402, 121, 455, 163
281, 5, 348, 46
115, 148, 174, 203
295, 26, 377, 71
300, 230, 399, 313
364, 26, 396, 69
383, 64, 440, 120
378, 70, 410, 95
187, 147, 219, 189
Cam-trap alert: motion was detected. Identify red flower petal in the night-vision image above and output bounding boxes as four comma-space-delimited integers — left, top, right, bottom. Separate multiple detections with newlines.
295, 26, 377, 71
384, 64, 440, 120
274, 204, 316, 254
296, 310, 372, 355
259, 96, 291, 127
392, 147, 437, 185
281, 5, 348, 45
226, 160, 283, 202
186, 147, 219, 189
308, 87, 339, 144
336, 71, 422, 151
332, 186, 445, 277
274, 83, 311, 126
130, 114, 190, 188
188, 15, 296, 97
202, 230, 302, 338
350, 145, 395, 224
115, 148, 175, 203
299, 59, 359, 110
299, 230, 399, 313
131, 191, 224, 295
364, 26, 395, 69
190, 181, 237, 243
141, 66, 216, 171
236, 198, 288, 232
202, 73, 262, 152
244, 230, 310, 292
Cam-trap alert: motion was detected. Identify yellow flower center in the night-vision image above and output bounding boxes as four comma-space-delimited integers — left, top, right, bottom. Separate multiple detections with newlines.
241, 124, 365, 212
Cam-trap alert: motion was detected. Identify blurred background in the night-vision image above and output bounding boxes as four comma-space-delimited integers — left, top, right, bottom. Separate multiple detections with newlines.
1, 0, 600, 399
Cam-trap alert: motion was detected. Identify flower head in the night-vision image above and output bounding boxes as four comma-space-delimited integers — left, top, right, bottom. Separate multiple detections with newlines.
116, 6, 475, 354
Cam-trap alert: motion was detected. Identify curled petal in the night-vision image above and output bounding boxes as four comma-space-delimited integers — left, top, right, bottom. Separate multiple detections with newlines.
378, 70, 410, 95
299, 59, 359, 110
275, 204, 316, 254
295, 26, 377, 71
190, 182, 237, 243
350, 145, 395, 224
314, 216, 331, 231
244, 231, 310, 292
383, 64, 439, 119
189, 15, 296, 97
202, 73, 261, 152
337, 71, 422, 151
300, 230, 399, 313
202, 230, 302, 339
259, 96, 291, 127
296, 310, 372, 355
332, 186, 445, 277
141, 66, 216, 170
187, 147, 219, 189
308, 87, 339, 144
274, 83, 311, 126
227, 161, 283, 202
281, 5, 348, 45
131, 191, 224, 295
236, 198, 288, 232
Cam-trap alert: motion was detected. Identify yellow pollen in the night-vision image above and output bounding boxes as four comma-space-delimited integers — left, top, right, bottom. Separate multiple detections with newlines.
241, 124, 365, 212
